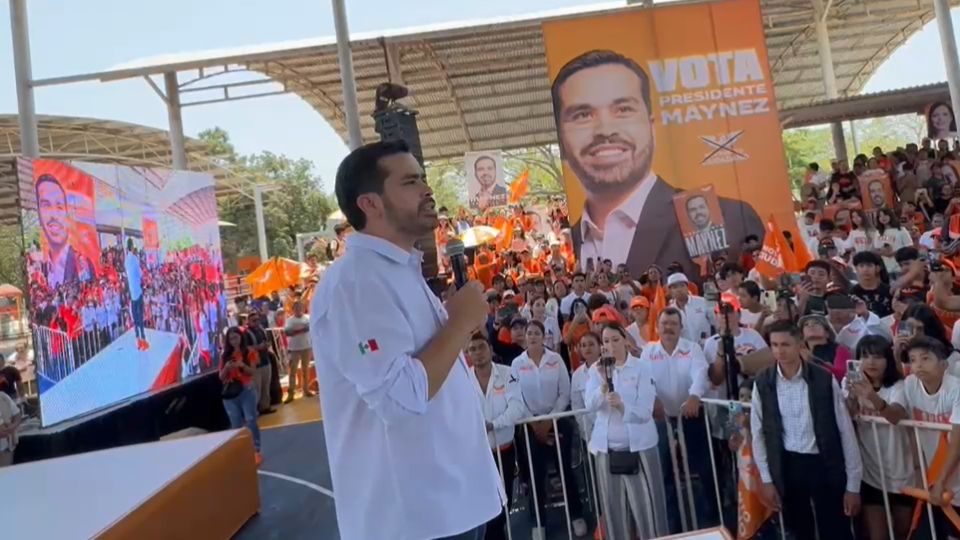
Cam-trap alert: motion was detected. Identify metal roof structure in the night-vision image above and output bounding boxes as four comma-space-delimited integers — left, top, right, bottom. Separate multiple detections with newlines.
0, 115, 268, 226
782, 82, 950, 128
32, 0, 954, 163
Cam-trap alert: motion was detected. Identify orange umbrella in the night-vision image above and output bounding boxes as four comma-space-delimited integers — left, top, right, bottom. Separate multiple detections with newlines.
245, 257, 303, 298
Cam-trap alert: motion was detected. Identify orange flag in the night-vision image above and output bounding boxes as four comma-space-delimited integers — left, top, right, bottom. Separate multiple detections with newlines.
648, 285, 666, 340
508, 170, 530, 204
755, 215, 807, 278
737, 437, 774, 539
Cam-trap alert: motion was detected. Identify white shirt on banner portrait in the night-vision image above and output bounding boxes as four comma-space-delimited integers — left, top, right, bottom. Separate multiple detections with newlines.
578, 172, 657, 268
310, 233, 503, 540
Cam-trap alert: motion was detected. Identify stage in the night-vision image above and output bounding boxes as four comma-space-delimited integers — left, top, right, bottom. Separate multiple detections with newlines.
40, 328, 183, 426
4, 429, 259, 539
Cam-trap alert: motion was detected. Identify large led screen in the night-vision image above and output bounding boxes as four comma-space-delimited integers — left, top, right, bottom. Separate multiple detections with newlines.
18, 158, 226, 426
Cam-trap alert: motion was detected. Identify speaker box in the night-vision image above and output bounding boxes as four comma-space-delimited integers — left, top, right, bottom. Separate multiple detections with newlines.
373, 106, 438, 278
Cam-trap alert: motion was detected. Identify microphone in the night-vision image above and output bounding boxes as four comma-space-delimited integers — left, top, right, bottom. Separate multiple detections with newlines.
601, 356, 615, 392
445, 239, 468, 289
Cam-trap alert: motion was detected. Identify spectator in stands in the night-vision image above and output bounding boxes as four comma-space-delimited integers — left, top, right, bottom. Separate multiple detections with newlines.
875, 209, 913, 276
667, 272, 713, 346
468, 334, 523, 540
571, 331, 601, 443
562, 299, 592, 370
0, 355, 23, 402
842, 335, 912, 540
902, 337, 960, 538
642, 307, 716, 531
851, 251, 893, 318
493, 317, 527, 365
798, 260, 832, 316
220, 326, 262, 465
283, 300, 314, 403
895, 303, 960, 373
625, 296, 651, 350
751, 321, 861, 540
586, 323, 668, 539
737, 280, 770, 330
560, 272, 590, 317
799, 313, 852, 380
511, 320, 587, 539
529, 296, 561, 351
848, 210, 876, 254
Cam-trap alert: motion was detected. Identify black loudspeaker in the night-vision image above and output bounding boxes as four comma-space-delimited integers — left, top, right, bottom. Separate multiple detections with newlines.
373, 105, 437, 278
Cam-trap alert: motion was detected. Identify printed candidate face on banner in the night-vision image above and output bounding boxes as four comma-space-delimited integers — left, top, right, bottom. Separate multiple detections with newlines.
543, 0, 795, 280
927, 101, 958, 141
465, 151, 508, 211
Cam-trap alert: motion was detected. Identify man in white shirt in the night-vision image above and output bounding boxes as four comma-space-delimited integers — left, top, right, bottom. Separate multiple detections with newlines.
311, 141, 502, 540
124, 239, 148, 351
919, 212, 945, 250
666, 272, 713, 346
640, 307, 716, 529
467, 334, 523, 540
751, 321, 862, 540
283, 300, 314, 403
560, 272, 590, 318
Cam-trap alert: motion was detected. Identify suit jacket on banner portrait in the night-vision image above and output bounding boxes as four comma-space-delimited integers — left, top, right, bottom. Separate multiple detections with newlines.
571, 177, 764, 281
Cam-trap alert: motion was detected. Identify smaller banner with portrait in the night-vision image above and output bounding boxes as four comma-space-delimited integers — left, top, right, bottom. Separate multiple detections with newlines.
927, 101, 958, 141
673, 185, 729, 259
465, 150, 508, 211
858, 169, 894, 213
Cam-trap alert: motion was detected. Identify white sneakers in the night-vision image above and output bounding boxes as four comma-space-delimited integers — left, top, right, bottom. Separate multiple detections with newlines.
572, 518, 588, 537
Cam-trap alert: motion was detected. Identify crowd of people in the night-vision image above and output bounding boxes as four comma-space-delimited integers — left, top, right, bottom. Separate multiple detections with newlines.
417, 140, 960, 540
26, 239, 226, 383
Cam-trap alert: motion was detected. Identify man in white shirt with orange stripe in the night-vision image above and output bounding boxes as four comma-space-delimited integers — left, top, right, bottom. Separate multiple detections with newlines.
311, 141, 502, 540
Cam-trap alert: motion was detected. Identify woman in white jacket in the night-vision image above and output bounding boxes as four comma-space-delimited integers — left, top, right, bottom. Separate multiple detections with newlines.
586, 323, 669, 539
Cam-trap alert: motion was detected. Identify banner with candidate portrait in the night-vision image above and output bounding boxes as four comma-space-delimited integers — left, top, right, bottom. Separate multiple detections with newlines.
926, 101, 958, 141
673, 185, 728, 259
465, 150, 508, 211
542, 0, 795, 279
858, 170, 894, 213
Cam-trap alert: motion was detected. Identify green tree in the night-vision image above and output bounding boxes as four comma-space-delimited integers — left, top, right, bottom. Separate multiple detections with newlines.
781, 127, 832, 193
201, 128, 336, 270
0, 225, 26, 291
503, 145, 565, 200
425, 158, 466, 212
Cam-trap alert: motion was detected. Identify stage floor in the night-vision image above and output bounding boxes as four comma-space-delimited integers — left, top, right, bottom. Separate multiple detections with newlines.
41, 328, 180, 426
239, 420, 595, 540
258, 394, 322, 430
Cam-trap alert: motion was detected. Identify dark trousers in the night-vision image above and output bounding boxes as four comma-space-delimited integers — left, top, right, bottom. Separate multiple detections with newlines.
657, 416, 720, 533
131, 297, 145, 339
485, 445, 516, 540
912, 504, 960, 540
519, 417, 583, 524
781, 451, 851, 540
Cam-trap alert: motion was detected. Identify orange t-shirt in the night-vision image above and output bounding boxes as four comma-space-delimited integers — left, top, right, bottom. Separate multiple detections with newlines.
221, 349, 258, 386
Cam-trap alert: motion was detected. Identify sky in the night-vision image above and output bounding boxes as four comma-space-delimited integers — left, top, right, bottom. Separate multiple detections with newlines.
0, 0, 956, 193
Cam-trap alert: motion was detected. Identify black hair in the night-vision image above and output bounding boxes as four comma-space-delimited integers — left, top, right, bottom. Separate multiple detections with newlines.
719, 262, 744, 280
902, 304, 953, 352
852, 251, 890, 284
808, 162, 820, 172
766, 320, 803, 341
572, 272, 587, 281
35, 173, 65, 200
905, 335, 948, 361
855, 335, 902, 388
875, 208, 900, 235
739, 280, 761, 301
551, 50, 652, 133
818, 219, 836, 233
334, 140, 412, 230
526, 319, 546, 336
600, 322, 628, 339
222, 326, 250, 362
805, 260, 832, 274
587, 292, 610, 311
658, 306, 684, 324
895, 246, 919, 264
578, 331, 601, 346
569, 298, 589, 319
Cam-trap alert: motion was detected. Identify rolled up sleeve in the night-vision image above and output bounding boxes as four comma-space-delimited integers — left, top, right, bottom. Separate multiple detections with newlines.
314, 278, 429, 424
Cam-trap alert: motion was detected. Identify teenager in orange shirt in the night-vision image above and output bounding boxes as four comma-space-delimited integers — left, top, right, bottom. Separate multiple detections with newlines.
220, 326, 262, 465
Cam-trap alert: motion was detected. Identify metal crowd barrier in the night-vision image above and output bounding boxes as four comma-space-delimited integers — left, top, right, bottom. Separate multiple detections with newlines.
32, 324, 76, 382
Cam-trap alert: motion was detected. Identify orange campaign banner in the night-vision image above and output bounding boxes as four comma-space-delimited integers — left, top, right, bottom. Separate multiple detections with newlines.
142, 218, 160, 250
859, 169, 894, 211
542, 0, 795, 280
673, 185, 728, 259
32, 160, 101, 282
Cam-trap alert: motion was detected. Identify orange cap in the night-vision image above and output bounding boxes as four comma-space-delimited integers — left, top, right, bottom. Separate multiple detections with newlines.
629, 296, 650, 309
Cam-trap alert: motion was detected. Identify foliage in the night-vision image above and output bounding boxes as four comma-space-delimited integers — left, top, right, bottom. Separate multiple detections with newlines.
201, 128, 336, 271
0, 225, 26, 291
425, 158, 467, 213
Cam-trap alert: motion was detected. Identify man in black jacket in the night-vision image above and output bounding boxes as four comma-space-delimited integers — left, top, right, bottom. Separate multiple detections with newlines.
551, 50, 764, 280
750, 321, 861, 539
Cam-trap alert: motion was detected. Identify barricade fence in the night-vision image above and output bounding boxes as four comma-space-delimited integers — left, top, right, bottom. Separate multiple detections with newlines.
493, 399, 953, 540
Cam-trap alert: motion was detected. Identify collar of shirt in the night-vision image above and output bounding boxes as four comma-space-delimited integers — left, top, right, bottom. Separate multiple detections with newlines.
580, 171, 657, 243
647, 339, 694, 360
346, 232, 423, 269
777, 362, 804, 381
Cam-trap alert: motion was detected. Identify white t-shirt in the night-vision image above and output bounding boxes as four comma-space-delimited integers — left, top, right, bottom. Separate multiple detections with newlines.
0, 392, 18, 452
842, 379, 913, 493
702, 328, 768, 401
625, 322, 647, 352
797, 218, 820, 246
874, 228, 913, 273
847, 230, 875, 254
903, 374, 960, 495
739, 309, 764, 330
284, 315, 311, 351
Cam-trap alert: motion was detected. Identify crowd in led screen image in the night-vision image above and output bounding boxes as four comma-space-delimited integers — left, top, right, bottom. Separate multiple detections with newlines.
18, 158, 226, 426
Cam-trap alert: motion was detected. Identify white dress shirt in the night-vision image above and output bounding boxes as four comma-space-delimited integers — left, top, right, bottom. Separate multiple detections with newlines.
579, 172, 657, 267
471, 364, 525, 449
639, 338, 709, 417
310, 233, 502, 540
560, 291, 590, 320
672, 296, 715, 346
750, 363, 863, 493
584, 356, 659, 453
511, 349, 571, 417
571, 363, 596, 441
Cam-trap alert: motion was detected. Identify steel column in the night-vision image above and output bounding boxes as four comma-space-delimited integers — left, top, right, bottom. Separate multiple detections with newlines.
163, 72, 188, 170
10, 0, 39, 158
332, 0, 363, 149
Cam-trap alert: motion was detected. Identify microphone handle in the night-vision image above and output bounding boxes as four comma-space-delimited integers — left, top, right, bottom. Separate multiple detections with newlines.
450, 253, 468, 289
